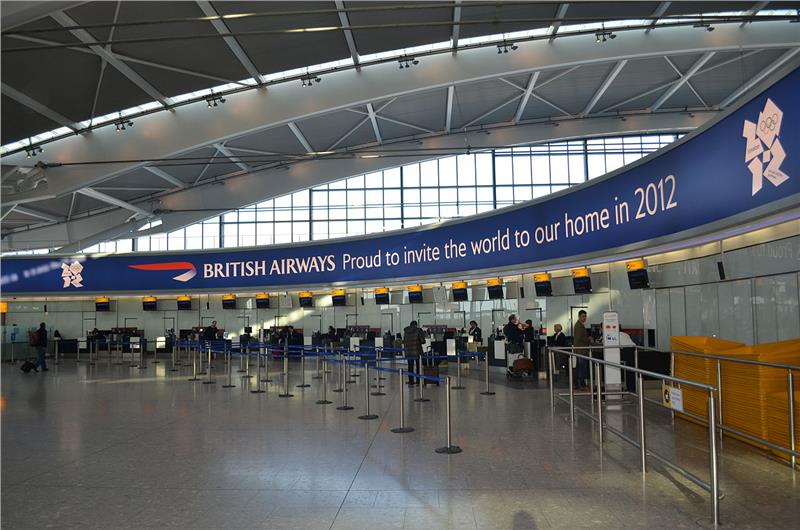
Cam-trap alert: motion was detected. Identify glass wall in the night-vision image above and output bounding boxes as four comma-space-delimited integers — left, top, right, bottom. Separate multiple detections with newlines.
26, 133, 678, 256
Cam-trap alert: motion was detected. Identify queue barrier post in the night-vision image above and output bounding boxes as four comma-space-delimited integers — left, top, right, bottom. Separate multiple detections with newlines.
568, 360, 575, 423
251, 346, 265, 393
169, 342, 179, 372
358, 362, 379, 420
88, 339, 96, 366
242, 345, 253, 379
188, 345, 200, 381
262, 345, 272, 383
377, 348, 386, 380
595, 362, 603, 445
137, 340, 146, 370
480, 353, 495, 396
708, 390, 720, 527
313, 346, 322, 379
222, 348, 235, 388
332, 352, 344, 393
371, 353, 386, 396
452, 354, 465, 390
391, 368, 414, 434
316, 358, 332, 404
152, 340, 159, 364
435, 376, 463, 454
414, 357, 430, 403
297, 348, 310, 388
203, 345, 216, 384
336, 356, 354, 411
637, 373, 647, 473
548, 348, 555, 412
278, 343, 293, 398
54, 339, 60, 366
238, 344, 246, 373
788, 368, 796, 469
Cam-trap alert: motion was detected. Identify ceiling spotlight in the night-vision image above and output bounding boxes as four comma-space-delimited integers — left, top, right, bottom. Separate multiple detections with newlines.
693, 21, 714, 31
24, 145, 43, 159
300, 74, 322, 87
205, 94, 226, 107
595, 24, 616, 43
114, 119, 134, 132
496, 40, 518, 54
544, 119, 560, 127
398, 55, 419, 69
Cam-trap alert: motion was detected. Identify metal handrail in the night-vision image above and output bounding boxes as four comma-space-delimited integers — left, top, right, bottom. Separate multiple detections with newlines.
548, 346, 721, 526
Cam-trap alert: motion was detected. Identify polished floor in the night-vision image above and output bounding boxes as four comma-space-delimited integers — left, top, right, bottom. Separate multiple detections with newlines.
1, 352, 797, 529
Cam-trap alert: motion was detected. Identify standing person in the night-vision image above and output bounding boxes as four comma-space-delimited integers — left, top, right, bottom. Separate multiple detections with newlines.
201, 321, 218, 343
573, 310, 591, 390
35, 322, 48, 371
403, 320, 424, 386
523, 319, 536, 342
467, 320, 482, 344
551, 323, 567, 374
503, 314, 524, 355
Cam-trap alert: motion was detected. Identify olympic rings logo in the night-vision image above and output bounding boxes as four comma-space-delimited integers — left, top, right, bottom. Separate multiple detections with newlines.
759, 113, 779, 132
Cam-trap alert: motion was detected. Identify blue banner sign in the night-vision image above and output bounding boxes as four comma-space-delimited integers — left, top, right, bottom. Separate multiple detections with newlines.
3, 68, 799, 295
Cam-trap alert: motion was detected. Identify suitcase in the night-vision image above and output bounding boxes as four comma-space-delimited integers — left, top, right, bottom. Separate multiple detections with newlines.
423, 365, 440, 385
20, 360, 37, 373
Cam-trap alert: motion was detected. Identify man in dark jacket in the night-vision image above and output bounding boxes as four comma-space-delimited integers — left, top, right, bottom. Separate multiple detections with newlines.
35, 322, 48, 371
403, 321, 424, 386
503, 314, 524, 354
201, 321, 218, 342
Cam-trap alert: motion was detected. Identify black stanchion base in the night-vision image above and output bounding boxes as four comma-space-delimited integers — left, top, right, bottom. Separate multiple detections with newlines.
352, 373, 361, 377
260, 378, 272, 383
316, 399, 333, 404
197, 371, 207, 375
237, 369, 246, 373
358, 414, 379, 420
452, 385, 466, 390
324, 370, 333, 374
378, 377, 387, 380
136, 366, 146, 370
346, 380, 356, 384
278, 393, 294, 398
435, 445, 463, 454
222, 384, 236, 388
250, 389, 266, 394
241, 374, 253, 378
168, 368, 180, 372
152, 361, 160, 364
296, 384, 311, 388
391, 427, 414, 433
113, 362, 125, 366
312, 375, 323, 379
188, 377, 200, 381
370, 392, 386, 396
413, 398, 431, 402
336, 405, 354, 410
332, 388, 344, 393
203, 381, 216, 385
480, 391, 496, 395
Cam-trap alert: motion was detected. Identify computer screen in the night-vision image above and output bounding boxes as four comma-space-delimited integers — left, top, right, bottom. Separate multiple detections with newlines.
534, 281, 552, 297
627, 269, 650, 289
332, 294, 347, 307
142, 300, 157, 311
177, 299, 192, 310
222, 298, 236, 310
487, 284, 504, 300
256, 297, 270, 309
299, 296, 313, 308
95, 301, 110, 312
573, 276, 593, 294
452, 288, 469, 302
374, 292, 390, 304
408, 290, 424, 303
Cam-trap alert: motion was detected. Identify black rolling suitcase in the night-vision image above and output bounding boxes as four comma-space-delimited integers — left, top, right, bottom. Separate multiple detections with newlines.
20, 360, 37, 373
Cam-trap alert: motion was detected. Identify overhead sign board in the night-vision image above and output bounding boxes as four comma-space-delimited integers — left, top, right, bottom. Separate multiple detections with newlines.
2, 69, 799, 295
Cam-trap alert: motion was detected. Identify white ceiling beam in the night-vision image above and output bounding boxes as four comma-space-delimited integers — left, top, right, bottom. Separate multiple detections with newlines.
444, 86, 455, 133
741, 2, 769, 27
531, 93, 572, 117
76, 188, 152, 218
451, 0, 462, 51
50, 11, 173, 107
1, 83, 79, 132
1, 206, 16, 221
143, 166, 188, 189
548, 3, 570, 41
462, 94, 522, 129
195, 1, 262, 85
652, 52, 714, 110
224, 145, 279, 156
374, 114, 433, 134
664, 56, 709, 108
287, 122, 314, 152
67, 192, 76, 221
646, 2, 671, 33
719, 48, 800, 108
14, 205, 63, 222
213, 143, 250, 172
328, 117, 371, 150
366, 103, 383, 144
583, 60, 627, 115
513, 72, 540, 124
335, 0, 360, 67
95, 186, 171, 192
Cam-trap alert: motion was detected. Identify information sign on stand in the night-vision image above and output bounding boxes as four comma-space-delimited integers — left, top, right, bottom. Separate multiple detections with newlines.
446, 338, 456, 356
602, 312, 622, 394
662, 382, 684, 412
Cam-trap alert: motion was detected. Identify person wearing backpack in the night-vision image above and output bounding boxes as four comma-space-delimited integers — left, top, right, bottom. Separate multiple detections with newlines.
35, 322, 48, 371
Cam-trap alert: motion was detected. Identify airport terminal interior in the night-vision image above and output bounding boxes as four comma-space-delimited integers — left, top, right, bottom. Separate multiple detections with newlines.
1, 2, 800, 528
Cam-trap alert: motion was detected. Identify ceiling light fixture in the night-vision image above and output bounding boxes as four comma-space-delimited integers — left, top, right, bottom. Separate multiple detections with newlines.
595, 24, 616, 43
496, 40, 519, 54
398, 55, 419, 69
25, 144, 43, 159
114, 118, 134, 132
206, 94, 226, 108
693, 21, 714, 31
300, 74, 322, 87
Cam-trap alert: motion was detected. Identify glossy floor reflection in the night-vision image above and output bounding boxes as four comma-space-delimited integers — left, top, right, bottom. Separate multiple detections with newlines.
2, 355, 797, 529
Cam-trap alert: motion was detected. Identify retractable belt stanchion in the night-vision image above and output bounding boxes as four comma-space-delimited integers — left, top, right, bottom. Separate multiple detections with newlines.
391, 368, 414, 434
278, 342, 293, 398
568, 358, 575, 423
188, 344, 200, 381
435, 376, 463, 454
316, 358, 332, 404
595, 362, 603, 444
414, 357, 430, 403
480, 353, 495, 396
336, 356, 353, 410
54, 339, 60, 366
313, 346, 322, 379
548, 349, 555, 412
152, 340, 159, 364
137, 340, 147, 370
370, 353, 386, 396
358, 362, 379, 420
88, 339, 96, 365
203, 345, 215, 384
238, 343, 246, 373
250, 347, 265, 393
242, 345, 253, 379
222, 347, 235, 388
346, 352, 356, 384
297, 348, 310, 388
332, 352, 344, 393
377, 348, 386, 381
169, 342, 179, 372
113, 339, 123, 365
452, 354, 465, 390
261, 345, 272, 383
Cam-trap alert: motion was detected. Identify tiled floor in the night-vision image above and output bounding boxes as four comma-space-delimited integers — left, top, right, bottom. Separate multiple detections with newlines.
1, 354, 797, 529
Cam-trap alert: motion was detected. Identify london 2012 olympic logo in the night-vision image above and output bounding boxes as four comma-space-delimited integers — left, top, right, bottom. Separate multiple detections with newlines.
742, 98, 789, 196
